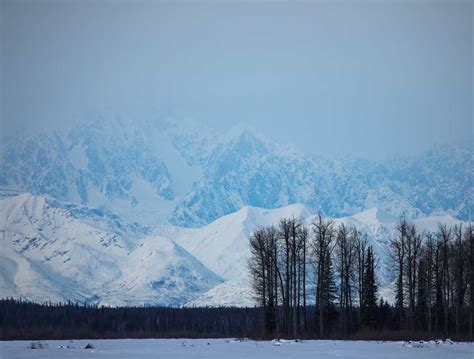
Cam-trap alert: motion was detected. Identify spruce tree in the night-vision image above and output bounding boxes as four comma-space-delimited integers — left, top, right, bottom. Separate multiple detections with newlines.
415, 258, 428, 331
362, 247, 378, 330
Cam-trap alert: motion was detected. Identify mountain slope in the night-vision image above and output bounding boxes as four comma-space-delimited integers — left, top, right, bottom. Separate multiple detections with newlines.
98, 234, 223, 307
0, 193, 222, 306
168, 203, 311, 280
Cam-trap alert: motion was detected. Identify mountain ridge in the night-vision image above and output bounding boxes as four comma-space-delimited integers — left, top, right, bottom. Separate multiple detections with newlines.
1, 118, 471, 227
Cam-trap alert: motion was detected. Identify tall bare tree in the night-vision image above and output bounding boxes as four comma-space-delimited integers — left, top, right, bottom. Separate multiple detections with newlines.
354, 229, 368, 323
335, 223, 357, 336
404, 222, 422, 330
390, 218, 408, 329
438, 224, 452, 336
312, 214, 335, 337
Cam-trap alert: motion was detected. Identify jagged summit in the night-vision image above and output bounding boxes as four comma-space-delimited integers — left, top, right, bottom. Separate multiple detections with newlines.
1, 118, 471, 228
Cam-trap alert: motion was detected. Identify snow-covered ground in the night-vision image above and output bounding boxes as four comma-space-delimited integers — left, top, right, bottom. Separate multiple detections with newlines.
0, 339, 472, 358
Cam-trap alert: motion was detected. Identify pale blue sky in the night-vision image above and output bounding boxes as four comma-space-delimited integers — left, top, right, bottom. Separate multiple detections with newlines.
1, 0, 472, 159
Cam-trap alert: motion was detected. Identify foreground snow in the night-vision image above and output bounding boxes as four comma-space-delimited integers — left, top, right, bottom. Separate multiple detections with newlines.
1, 339, 472, 358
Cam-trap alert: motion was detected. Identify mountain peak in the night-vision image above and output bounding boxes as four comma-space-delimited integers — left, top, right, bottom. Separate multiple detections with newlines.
352, 207, 398, 226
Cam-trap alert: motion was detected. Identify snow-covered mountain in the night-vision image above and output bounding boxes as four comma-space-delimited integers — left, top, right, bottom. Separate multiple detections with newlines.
0, 193, 222, 306
1, 117, 472, 228
171, 133, 472, 226
0, 191, 465, 307
164, 204, 312, 281
0, 117, 471, 306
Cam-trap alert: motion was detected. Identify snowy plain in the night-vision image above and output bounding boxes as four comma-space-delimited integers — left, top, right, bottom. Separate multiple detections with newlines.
0, 339, 473, 359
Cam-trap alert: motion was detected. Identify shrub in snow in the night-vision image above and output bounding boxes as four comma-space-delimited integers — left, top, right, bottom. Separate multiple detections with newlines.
84, 343, 94, 349
29, 342, 48, 349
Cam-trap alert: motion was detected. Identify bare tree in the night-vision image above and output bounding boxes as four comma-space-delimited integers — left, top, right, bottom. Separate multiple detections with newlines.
390, 218, 408, 329
423, 232, 436, 335
248, 227, 278, 336
404, 222, 422, 330
298, 224, 309, 331
438, 224, 452, 336
354, 229, 368, 323
312, 214, 335, 337
453, 224, 467, 336
335, 223, 357, 336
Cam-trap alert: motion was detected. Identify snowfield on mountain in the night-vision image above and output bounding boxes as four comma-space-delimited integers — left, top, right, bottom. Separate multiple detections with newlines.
0, 193, 222, 306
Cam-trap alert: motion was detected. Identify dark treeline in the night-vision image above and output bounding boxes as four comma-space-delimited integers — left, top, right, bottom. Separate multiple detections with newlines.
2, 297, 471, 341
248, 216, 474, 340
0, 299, 262, 340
